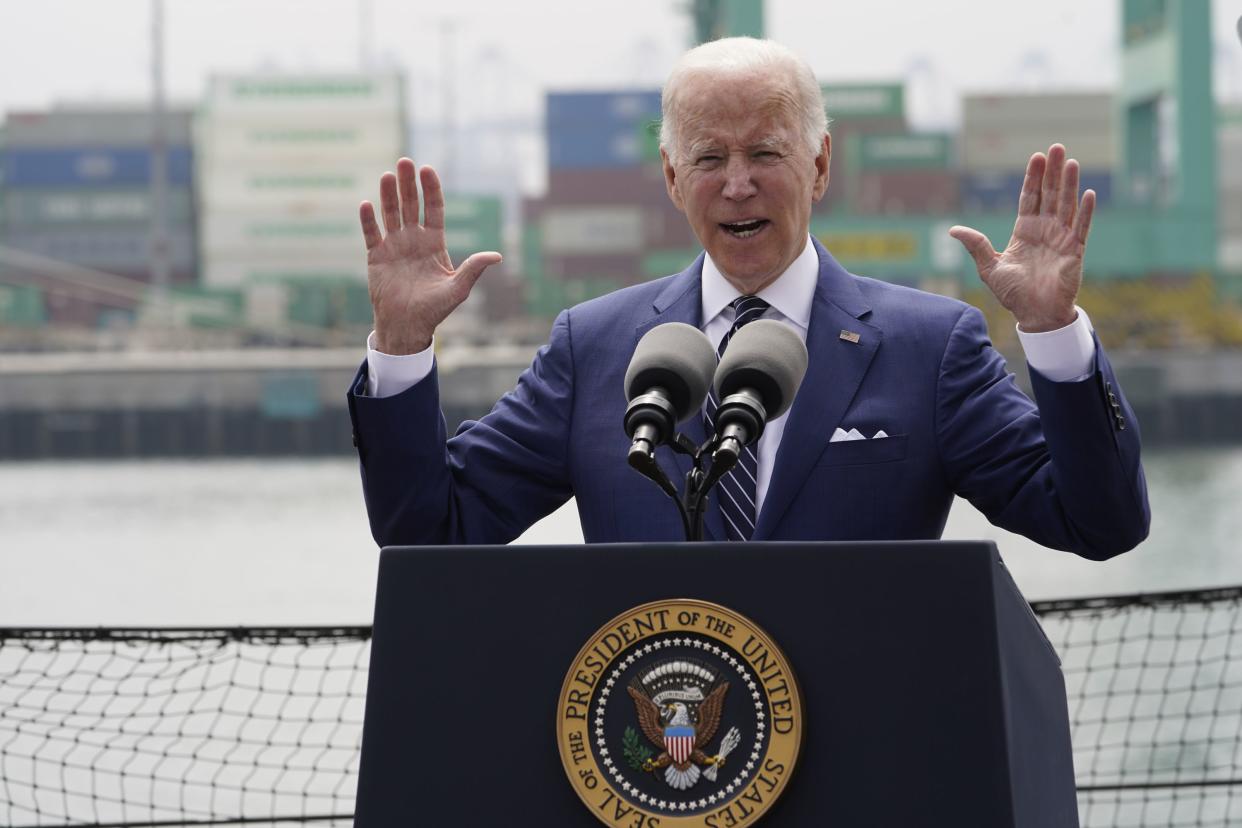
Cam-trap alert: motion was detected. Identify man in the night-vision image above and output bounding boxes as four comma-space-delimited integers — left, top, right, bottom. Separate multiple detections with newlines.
347, 38, 1149, 557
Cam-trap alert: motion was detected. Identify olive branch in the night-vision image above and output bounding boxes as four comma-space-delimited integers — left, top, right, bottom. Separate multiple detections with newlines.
622, 726, 654, 771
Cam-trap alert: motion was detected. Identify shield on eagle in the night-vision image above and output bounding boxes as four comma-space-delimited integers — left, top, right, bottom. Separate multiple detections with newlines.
664, 725, 695, 765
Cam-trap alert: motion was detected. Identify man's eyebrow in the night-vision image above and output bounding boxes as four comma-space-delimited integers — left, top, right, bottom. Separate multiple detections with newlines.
750, 136, 790, 151
685, 139, 722, 157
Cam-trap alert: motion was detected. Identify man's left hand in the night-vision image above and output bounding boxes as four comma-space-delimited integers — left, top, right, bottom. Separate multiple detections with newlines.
949, 143, 1095, 332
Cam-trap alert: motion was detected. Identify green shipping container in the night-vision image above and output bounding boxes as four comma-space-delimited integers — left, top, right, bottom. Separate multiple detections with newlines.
858, 133, 953, 171
822, 83, 905, 122
0, 283, 47, 326
286, 282, 333, 328
343, 283, 374, 326
171, 286, 244, 328
443, 195, 503, 257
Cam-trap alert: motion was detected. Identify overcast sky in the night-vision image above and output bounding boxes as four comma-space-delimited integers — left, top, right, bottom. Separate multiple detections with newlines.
2, 0, 1239, 189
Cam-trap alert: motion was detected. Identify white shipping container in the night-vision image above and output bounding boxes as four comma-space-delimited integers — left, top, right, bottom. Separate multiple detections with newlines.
962, 93, 1114, 172
541, 207, 645, 255
195, 117, 402, 164
203, 74, 404, 115
964, 94, 1112, 126
1220, 127, 1242, 190
201, 213, 362, 261
204, 256, 366, 289
1220, 238, 1242, 271
196, 165, 390, 210
961, 130, 1115, 172
244, 281, 291, 328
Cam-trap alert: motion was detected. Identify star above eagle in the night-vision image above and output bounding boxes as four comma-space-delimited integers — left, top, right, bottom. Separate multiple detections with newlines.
627, 680, 730, 790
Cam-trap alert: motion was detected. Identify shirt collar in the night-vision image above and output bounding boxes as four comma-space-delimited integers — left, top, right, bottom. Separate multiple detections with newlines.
701, 235, 818, 330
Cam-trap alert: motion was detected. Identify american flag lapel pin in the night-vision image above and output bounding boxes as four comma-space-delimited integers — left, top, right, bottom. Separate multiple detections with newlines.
839, 330, 861, 344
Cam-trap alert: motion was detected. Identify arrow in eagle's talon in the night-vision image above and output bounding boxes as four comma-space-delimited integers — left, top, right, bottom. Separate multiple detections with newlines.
703, 726, 742, 782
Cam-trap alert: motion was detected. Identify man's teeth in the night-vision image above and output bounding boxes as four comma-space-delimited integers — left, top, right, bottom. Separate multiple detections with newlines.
723, 220, 765, 238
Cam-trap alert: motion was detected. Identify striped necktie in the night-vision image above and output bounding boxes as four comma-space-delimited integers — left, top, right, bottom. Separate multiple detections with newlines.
704, 295, 770, 541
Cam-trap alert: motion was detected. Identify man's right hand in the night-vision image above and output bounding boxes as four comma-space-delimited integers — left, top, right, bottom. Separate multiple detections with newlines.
359, 158, 502, 355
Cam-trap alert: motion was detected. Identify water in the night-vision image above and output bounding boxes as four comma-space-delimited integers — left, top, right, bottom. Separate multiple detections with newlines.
1, 448, 1239, 626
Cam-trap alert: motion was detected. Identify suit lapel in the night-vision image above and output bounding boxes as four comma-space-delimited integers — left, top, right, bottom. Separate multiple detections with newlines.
753, 241, 882, 540
632, 254, 725, 542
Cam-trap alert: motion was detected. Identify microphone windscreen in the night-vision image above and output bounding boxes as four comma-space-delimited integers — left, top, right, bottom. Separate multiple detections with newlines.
714, 320, 808, 420
624, 322, 717, 422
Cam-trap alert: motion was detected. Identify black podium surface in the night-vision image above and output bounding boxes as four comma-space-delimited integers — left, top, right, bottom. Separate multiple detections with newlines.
355, 542, 1077, 827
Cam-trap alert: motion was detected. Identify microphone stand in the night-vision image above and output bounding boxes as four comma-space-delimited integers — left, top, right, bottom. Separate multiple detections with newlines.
628, 432, 739, 542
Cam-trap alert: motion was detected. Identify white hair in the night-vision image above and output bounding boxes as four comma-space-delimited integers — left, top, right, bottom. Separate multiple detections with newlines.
659, 37, 828, 164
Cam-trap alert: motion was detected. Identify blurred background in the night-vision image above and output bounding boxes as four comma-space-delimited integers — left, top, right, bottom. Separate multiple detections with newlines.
1, 0, 1241, 624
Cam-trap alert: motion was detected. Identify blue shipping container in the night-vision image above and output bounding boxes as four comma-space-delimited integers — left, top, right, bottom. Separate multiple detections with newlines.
2, 227, 195, 271
548, 123, 655, 170
1, 146, 193, 188
960, 170, 1112, 212
546, 91, 662, 131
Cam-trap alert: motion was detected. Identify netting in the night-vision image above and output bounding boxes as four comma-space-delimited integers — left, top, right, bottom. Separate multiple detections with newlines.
0, 628, 369, 828
1033, 588, 1242, 828
1, 587, 1239, 827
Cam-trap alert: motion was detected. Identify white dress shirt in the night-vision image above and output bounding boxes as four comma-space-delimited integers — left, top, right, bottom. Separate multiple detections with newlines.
366, 234, 1097, 515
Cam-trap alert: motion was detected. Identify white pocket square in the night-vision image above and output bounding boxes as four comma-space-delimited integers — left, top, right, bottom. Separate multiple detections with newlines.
831, 428, 888, 442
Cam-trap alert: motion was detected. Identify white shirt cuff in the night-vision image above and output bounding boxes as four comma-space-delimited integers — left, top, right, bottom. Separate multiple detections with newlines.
1016, 307, 1096, 383
365, 331, 435, 398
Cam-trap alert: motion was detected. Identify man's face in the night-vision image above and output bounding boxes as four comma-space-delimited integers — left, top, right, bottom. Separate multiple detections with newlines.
662, 70, 830, 294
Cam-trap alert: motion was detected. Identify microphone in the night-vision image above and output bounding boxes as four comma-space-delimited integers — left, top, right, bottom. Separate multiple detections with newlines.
623, 323, 717, 464
709, 319, 808, 471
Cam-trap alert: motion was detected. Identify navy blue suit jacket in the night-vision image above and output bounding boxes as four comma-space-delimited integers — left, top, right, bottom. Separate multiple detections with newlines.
347, 240, 1149, 558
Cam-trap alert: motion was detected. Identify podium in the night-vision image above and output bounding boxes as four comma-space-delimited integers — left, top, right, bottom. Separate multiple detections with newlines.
354, 541, 1078, 827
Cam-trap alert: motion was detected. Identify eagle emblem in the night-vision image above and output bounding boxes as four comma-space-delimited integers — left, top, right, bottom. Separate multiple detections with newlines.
626, 659, 742, 790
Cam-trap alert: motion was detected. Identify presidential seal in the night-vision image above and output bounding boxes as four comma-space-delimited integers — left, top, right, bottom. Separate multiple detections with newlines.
557, 599, 802, 827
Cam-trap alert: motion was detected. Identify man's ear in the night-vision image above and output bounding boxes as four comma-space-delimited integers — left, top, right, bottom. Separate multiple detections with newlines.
661, 148, 686, 212
812, 133, 831, 202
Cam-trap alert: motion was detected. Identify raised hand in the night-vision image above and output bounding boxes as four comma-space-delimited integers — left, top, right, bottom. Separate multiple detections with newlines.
359, 159, 502, 354
949, 144, 1095, 332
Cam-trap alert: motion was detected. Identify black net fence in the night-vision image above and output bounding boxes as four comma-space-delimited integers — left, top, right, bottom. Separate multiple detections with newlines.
0, 628, 368, 828
0, 586, 1239, 827
1033, 587, 1242, 827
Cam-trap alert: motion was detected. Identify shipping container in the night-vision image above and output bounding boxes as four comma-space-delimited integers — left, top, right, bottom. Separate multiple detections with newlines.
199, 212, 361, 256
3, 188, 195, 226
853, 170, 959, 215
542, 253, 642, 283
168, 286, 244, 328
548, 123, 655, 170
2, 109, 194, 148
1, 146, 193, 189
540, 206, 645, 254
0, 283, 46, 325
546, 91, 662, 131
3, 227, 195, 271
203, 74, 405, 115
821, 83, 906, 123
442, 195, 503, 255
202, 258, 365, 288
194, 118, 403, 162
1220, 116, 1242, 191
641, 248, 701, 278
195, 165, 386, 210
858, 133, 952, 170
960, 170, 1113, 212
546, 165, 670, 205
961, 93, 1114, 172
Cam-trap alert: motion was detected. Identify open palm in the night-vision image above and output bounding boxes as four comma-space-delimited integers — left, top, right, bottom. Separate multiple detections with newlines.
950, 144, 1095, 332
359, 159, 501, 354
